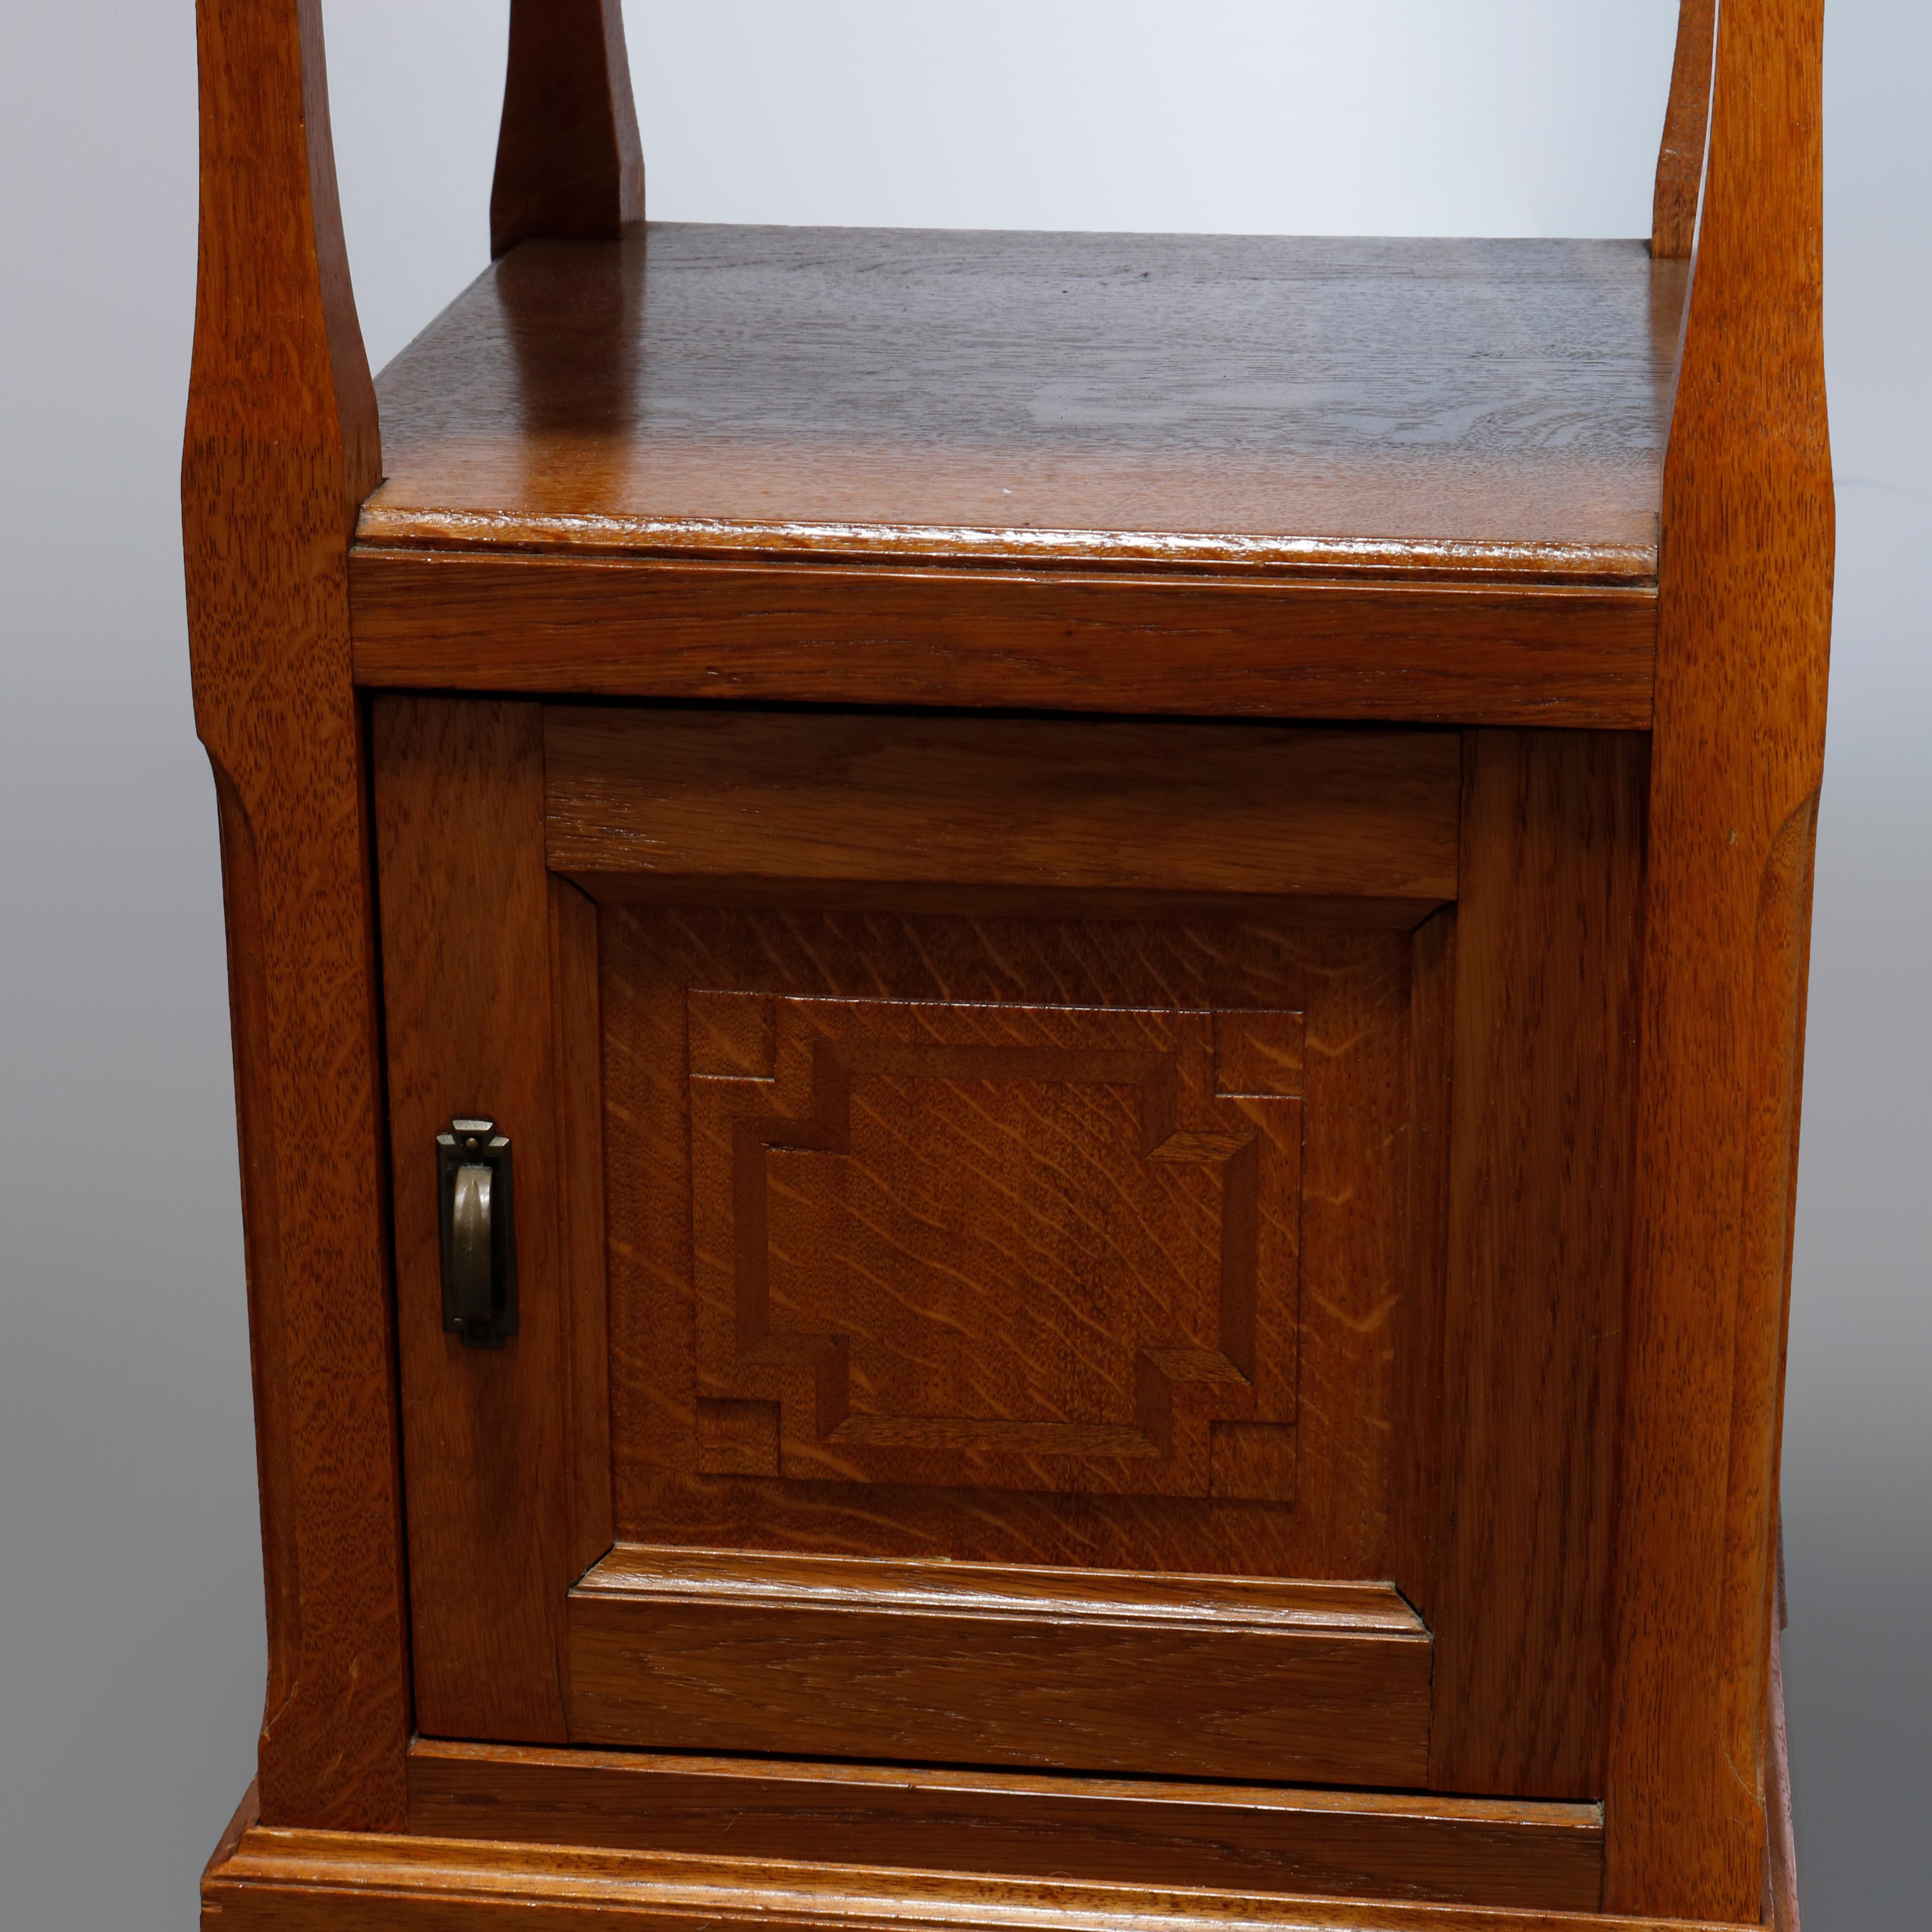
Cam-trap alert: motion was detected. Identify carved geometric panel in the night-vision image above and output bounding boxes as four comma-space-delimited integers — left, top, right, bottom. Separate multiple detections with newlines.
690, 993, 1303, 1501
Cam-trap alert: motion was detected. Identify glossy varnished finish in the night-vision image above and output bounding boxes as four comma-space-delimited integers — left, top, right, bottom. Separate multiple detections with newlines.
358, 228, 1684, 582
183, 0, 408, 1829
349, 550, 1658, 727
204, 1825, 1757, 1932
405, 1742, 1605, 1913
1428, 733, 1648, 1799
567, 1549, 1431, 1785
490, 0, 642, 257
1606, 0, 1833, 1915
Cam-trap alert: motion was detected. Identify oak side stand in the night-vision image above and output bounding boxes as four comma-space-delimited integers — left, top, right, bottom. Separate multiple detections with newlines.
186, 4, 1828, 1929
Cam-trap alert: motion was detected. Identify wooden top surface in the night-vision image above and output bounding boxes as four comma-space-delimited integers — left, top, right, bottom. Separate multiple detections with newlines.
361, 225, 1685, 584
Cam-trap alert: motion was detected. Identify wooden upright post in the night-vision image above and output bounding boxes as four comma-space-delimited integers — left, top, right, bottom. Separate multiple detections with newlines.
491, 0, 645, 256
1652, 0, 1718, 259
1607, 0, 1832, 1916
183, 0, 410, 1830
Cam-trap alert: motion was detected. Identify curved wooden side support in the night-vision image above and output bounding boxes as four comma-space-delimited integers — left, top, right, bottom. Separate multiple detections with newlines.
492, 0, 645, 256
1607, 0, 1831, 1918
1652, 0, 1718, 259
183, 0, 409, 1830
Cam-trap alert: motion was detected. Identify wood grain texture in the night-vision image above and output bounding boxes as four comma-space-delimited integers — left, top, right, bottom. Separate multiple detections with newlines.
204, 1820, 1755, 1932
681, 996, 1306, 1500
186, 2, 1822, 1914
544, 709, 1460, 905
204, 1779, 263, 1888
568, 1548, 1430, 1785
602, 906, 1431, 1591
1428, 733, 1648, 1801
1652, 0, 1718, 260
373, 706, 1447, 1767
491, 0, 643, 257
360, 228, 1681, 582
349, 550, 1657, 730
1387, 908, 1455, 1640
1605, 0, 1833, 1915
184, 0, 408, 1829
405, 1741, 1605, 1912
551, 879, 614, 1580
371, 699, 575, 1742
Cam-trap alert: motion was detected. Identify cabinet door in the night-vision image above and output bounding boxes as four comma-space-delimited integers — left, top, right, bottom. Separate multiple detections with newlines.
373, 698, 1522, 1786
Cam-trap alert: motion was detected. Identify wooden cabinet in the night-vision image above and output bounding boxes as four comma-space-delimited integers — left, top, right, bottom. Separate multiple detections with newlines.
185, 4, 1827, 1929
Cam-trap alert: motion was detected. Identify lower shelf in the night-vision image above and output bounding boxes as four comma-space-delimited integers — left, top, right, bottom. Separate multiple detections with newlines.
199, 1803, 1755, 1932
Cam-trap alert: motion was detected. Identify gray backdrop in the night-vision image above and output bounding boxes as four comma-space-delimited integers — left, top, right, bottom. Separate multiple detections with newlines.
1, 4, 1924, 1925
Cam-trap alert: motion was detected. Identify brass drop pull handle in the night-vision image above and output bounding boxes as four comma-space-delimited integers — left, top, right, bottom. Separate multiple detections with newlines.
438, 1118, 518, 1349
448, 1161, 495, 1319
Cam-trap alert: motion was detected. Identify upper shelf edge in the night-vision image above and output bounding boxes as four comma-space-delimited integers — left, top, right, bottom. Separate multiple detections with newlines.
361, 225, 1685, 589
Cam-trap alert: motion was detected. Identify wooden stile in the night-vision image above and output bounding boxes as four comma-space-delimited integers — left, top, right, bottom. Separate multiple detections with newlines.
1605, 0, 1832, 1917
184, 0, 407, 1831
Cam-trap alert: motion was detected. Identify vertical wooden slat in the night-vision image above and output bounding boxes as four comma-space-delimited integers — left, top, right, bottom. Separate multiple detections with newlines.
183, 0, 408, 1829
1606, 0, 1833, 1912
1652, 0, 1719, 260
1430, 731, 1649, 1802
492, 0, 645, 256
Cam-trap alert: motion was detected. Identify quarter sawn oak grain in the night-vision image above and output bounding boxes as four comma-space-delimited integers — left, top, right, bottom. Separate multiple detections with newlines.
596, 897, 1431, 1588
